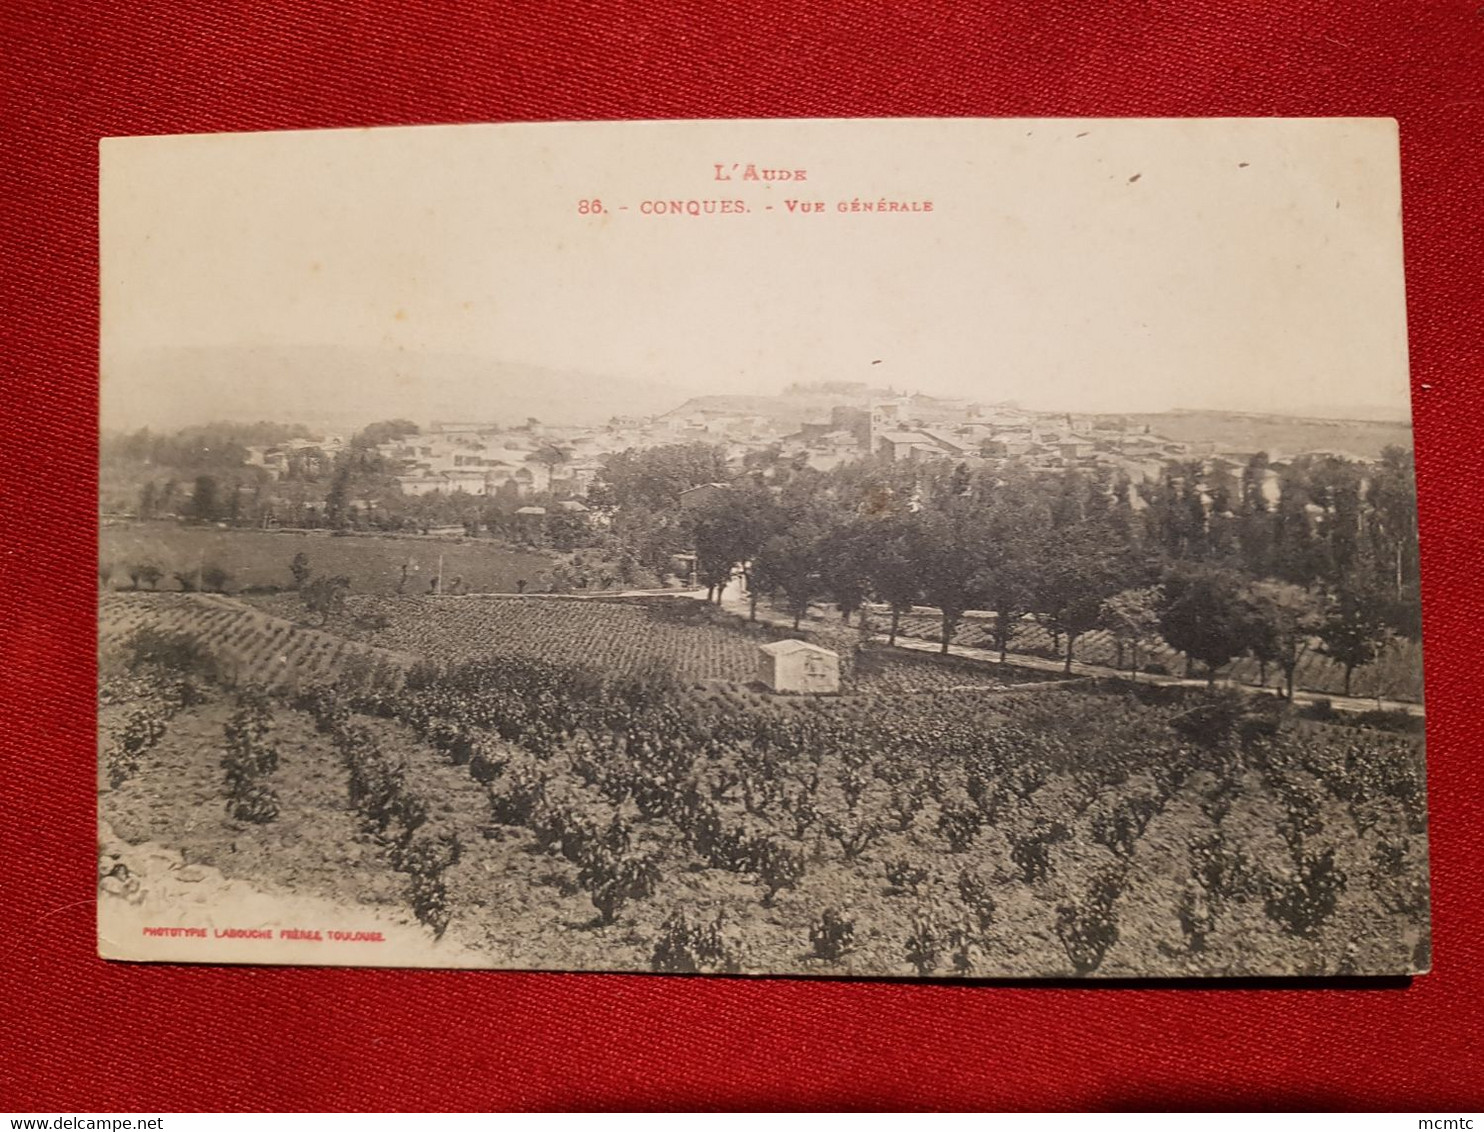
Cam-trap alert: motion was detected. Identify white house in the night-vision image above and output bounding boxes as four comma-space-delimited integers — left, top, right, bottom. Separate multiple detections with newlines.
757, 639, 840, 695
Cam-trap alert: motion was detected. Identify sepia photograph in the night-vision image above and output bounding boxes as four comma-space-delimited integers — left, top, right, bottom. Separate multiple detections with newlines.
97, 117, 1428, 978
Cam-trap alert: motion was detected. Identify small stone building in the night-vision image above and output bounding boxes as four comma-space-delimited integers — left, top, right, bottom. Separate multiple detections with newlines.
757, 639, 840, 695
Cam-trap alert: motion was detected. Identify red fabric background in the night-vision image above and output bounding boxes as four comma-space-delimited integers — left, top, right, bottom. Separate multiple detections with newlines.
3, 1, 1482, 1112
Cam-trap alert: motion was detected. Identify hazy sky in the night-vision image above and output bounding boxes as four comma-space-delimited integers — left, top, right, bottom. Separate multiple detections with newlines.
100, 118, 1413, 427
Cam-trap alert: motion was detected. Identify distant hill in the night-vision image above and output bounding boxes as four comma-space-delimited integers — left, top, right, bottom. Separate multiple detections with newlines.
1110, 410, 1414, 461
101, 345, 704, 433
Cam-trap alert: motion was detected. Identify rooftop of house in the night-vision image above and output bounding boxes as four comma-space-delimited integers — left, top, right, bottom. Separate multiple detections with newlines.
759, 639, 837, 657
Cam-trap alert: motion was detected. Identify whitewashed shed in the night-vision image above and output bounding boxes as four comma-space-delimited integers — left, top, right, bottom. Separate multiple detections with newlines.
757, 639, 840, 695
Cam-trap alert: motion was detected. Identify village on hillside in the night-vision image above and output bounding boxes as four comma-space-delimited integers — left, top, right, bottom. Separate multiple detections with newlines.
116, 383, 1406, 537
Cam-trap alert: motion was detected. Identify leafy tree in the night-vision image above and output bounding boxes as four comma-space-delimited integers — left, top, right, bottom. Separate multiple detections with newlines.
201, 564, 231, 593
689, 487, 778, 606
752, 522, 824, 630
1035, 539, 1124, 674
594, 443, 731, 511
1317, 586, 1389, 697
529, 443, 573, 489
324, 456, 354, 529
913, 504, 990, 654
1099, 586, 1164, 678
820, 518, 873, 624
354, 419, 420, 448
1247, 580, 1323, 700
130, 562, 163, 590
1157, 566, 1255, 686
863, 514, 920, 644
189, 475, 220, 522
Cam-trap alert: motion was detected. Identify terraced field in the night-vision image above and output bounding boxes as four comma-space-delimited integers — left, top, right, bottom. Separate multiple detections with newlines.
99, 592, 414, 690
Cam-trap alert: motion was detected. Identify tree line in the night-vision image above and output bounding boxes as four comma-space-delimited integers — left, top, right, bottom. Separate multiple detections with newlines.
657, 445, 1420, 698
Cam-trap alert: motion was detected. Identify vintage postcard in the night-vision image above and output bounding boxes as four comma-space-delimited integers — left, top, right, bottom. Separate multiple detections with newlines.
98, 118, 1428, 976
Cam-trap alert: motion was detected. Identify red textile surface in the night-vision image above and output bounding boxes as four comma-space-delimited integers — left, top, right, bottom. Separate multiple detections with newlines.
2, 1, 1482, 1112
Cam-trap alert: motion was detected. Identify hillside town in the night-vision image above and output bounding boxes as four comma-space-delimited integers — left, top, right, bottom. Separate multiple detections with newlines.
209, 384, 1394, 529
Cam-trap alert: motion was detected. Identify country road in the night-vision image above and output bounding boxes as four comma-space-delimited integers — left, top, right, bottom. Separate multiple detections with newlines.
708, 587, 1426, 718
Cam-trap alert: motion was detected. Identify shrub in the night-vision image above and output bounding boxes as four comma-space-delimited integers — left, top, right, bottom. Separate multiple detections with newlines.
401, 830, 461, 938
1176, 879, 1215, 952
839, 763, 869, 810
937, 803, 984, 853
578, 849, 661, 925
289, 552, 312, 590
823, 814, 882, 861
957, 870, 997, 931
106, 703, 172, 787
650, 909, 741, 974
1302, 697, 1338, 722
884, 857, 929, 895
750, 837, 804, 906
1010, 821, 1069, 885
1056, 870, 1123, 975
124, 626, 218, 682
904, 912, 948, 977
221, 688, 280, 824
1264, 849, 1346, 939
808, 908, 855, 963
886, 784, 926, 831
1090, 794, 1161, 859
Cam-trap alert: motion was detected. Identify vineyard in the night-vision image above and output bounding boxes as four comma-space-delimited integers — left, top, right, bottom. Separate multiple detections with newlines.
98, 590, 1430, 978
100, 593, 415, 690
318, 594, 1057, 696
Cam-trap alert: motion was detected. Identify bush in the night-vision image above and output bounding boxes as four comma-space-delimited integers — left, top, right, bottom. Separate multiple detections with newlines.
937, 803, 984, 853
749, 837, 804, 905
650, 909, 741, 974
1010, 821, 1069, 885
808, 908, 855, 963
1090, 795, 1162, 859
1302, 697, 1338, 722
1056, 870, 1123, 975
957, 870, 997, 931
578, 849, 661, 925
290, 552, 312, 590
823, 814, 881, 861
124, 626, 219, 682
904, 912, 948, 977
884, 857, 929, 895
221, 689, 279, 824
1264, 849, 1346, 940
401, 830, 461, 938
886, 784, 926, 832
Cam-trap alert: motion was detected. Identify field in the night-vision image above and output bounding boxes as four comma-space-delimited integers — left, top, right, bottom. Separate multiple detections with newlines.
100, 592, 415, 690
100, 521, 552, 595
98, 591, 1430, 978
277, 593, 1052, 696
